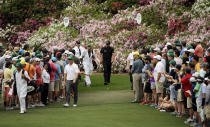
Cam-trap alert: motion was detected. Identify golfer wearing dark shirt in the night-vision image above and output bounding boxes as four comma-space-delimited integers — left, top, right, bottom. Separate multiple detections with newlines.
100, 41, 115, 85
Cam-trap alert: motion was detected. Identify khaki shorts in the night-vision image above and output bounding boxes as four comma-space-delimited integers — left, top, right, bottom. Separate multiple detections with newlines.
196, 98, 201, 112
177, 89, 184, 102
48, 82, 55, 92
54, 81, 60, 92
155, 81, 164, 94
59, 80, 64, 90
187, 97, 192, 108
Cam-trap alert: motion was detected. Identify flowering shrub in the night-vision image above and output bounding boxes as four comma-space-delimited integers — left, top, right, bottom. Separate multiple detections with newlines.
0, 0, 69, 27
139, 0, 151, 5
165, 0, 210, 43
191, 0, 210, 18
26, 18, 80, 51
1, 0, 209, 72
167, 19, 188, 36
0, 0, 69, 44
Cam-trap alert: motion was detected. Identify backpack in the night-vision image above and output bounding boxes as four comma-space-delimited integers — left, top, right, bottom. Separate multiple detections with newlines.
27, 64, 37, 93
14, 68, 36, 93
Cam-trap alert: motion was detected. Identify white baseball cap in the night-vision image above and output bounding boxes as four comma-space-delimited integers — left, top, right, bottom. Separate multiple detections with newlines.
68, 52, 74, 56
194, 39, 201, 43
162, 47, 167, 52
188, 49, 195, 53
183, 48, 188, 52
204, 77, 210, 81
192, 72, 200, 77
12, 57, 18, 61
154, 55, 162, 60
35, 58, 41, 62
64, 50, 69, 54
154, 47, 160, 52
200, 70, 206, 78
5, 55, 11, 59
166, 42, 172, 46
190, 77, 196, 82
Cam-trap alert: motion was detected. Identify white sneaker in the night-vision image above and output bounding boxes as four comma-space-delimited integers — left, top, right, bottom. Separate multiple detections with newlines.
64, 103, 70, 107
73, 104, 77, 107
10, 107, 14, 110
35, 103, 40, 107
160, 109, 166, 112
31, 104, 36, 108
6, 107, 14, 111
19, 111, 25, 114
39, 103, 45, 107
184, 118, 193, 124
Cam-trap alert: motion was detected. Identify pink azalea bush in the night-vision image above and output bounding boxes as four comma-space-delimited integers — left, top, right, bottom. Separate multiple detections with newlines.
1, 0, 209, 73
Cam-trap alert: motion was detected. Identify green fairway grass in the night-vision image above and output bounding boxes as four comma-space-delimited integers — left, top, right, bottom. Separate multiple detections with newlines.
0, 74, 188, 127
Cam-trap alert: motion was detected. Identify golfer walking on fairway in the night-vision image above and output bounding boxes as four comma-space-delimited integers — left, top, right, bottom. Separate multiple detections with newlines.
63, 56, 80, 107
100, 40, 115, 85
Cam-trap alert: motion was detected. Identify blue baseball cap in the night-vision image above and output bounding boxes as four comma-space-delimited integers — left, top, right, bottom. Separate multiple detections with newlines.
52, 57, 57, 61
18, 49, 24, 54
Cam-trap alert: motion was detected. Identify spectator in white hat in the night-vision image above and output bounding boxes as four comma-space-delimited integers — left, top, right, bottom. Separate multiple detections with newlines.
187, 49, 195, 62
11, 57, 18, 72
3, 55, 11, 70
154, 47, 161, 53
153, 55, 165, 103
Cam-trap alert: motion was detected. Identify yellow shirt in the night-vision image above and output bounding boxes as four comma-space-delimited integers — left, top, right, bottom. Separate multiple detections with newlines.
4, 68, 12, 87
195, 63, 200, 72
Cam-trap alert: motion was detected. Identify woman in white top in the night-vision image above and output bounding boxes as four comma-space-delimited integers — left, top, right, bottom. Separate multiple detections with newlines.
41, 63, 50, 105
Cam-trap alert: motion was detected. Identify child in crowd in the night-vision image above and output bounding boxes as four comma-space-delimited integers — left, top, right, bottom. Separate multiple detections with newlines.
158, 89, 174, 112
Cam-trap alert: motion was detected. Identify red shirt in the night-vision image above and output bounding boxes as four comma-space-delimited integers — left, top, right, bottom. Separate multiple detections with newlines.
35, 65, 43, 86
49, 62, 58, 82
195, 44, 203, 58
181, 74, 192, 97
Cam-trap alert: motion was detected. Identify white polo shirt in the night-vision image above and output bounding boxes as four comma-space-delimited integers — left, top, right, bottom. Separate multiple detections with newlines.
154, 61, 165, 83
127, 52, 134, 66
64, 63, 80, 80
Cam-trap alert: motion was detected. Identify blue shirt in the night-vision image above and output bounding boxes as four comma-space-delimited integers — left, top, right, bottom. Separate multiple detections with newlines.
55, 63, 61, 81
189, 56, 193, 62
180, 47, 187, 56
131, 58, 143, 73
